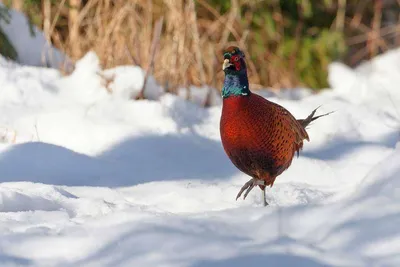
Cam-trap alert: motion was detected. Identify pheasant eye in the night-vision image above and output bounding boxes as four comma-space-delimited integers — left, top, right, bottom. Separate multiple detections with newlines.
232, 55, 239, 62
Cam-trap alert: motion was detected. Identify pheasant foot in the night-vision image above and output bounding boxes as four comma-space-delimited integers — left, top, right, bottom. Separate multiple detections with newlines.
236, 178, 266, 201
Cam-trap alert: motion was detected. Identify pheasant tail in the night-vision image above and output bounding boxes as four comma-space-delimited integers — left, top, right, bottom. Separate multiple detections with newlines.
297, 107, 335, 129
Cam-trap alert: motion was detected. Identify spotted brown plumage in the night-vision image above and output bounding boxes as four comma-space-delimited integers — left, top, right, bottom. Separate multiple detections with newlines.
220, 46, 332, 206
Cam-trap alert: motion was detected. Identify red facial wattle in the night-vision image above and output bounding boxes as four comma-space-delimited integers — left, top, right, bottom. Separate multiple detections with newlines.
231, 55, 241, 71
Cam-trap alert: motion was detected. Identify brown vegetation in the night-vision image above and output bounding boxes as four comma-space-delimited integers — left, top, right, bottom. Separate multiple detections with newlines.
3, 0, 400, 95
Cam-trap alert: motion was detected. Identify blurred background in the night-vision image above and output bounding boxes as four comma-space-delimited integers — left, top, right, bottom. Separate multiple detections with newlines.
0, 0, 398, 94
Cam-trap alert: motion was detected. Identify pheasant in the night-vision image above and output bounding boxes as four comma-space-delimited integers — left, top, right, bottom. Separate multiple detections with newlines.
220, 46, 331, 206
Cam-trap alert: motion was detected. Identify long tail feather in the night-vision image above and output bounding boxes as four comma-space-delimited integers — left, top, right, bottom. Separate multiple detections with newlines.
298, 106, 334, 128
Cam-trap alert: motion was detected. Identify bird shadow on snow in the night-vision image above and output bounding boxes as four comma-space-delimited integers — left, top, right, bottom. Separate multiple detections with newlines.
0, 133, 237, 187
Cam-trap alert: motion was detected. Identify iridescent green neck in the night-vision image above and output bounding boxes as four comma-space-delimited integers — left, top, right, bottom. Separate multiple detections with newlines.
222, 71, 250, 98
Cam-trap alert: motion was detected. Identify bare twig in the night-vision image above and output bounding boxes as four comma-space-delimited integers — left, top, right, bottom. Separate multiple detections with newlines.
335, 0, 346, 32
134, 16, 164, 100
188, 0, 206, 86
125, 45, 138, 66
68, 0, 82, 58
41, 0, 52, 67
369, 0, 383, 58
35, 123, 40, 142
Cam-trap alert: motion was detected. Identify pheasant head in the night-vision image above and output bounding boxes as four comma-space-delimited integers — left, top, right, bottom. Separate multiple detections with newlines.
221, 46, 250, 98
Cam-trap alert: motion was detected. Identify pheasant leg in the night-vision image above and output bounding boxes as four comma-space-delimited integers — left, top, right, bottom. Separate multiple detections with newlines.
236, 178, 265, 201
262, 190, 268, 206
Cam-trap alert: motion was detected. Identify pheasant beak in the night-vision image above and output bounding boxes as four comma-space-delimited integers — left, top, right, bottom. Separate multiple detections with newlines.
222, 59, 233, 71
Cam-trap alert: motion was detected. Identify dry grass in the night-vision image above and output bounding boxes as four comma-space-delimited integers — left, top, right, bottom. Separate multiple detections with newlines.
14, 0, 400, 97
43, 0, 267, 93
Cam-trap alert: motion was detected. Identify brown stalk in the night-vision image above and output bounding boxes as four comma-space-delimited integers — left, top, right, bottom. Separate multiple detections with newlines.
11, 0, 23, 11
188, 0, 206, 86
220, 0, 239, 48
68, 0, 82, 58
369, 0, 382, 58
335, 0, 346, 32
134, 16, 164, 100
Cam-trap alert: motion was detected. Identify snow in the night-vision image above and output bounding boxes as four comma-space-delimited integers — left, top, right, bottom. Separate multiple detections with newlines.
0, 4, 70, 69
1, 12, 400, 266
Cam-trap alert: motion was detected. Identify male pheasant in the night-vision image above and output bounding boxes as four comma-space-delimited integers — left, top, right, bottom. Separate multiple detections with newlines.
220, 46, 331, 206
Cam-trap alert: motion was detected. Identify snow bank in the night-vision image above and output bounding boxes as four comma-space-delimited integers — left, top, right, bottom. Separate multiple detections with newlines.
0, 4, 70, 69
0, 37, 399, 265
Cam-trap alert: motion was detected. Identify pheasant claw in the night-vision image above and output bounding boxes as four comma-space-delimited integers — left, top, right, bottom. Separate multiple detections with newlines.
236, 178, 265, 201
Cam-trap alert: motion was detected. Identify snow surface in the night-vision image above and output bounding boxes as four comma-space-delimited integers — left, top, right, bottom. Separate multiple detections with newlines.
0, 40, 400, 266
